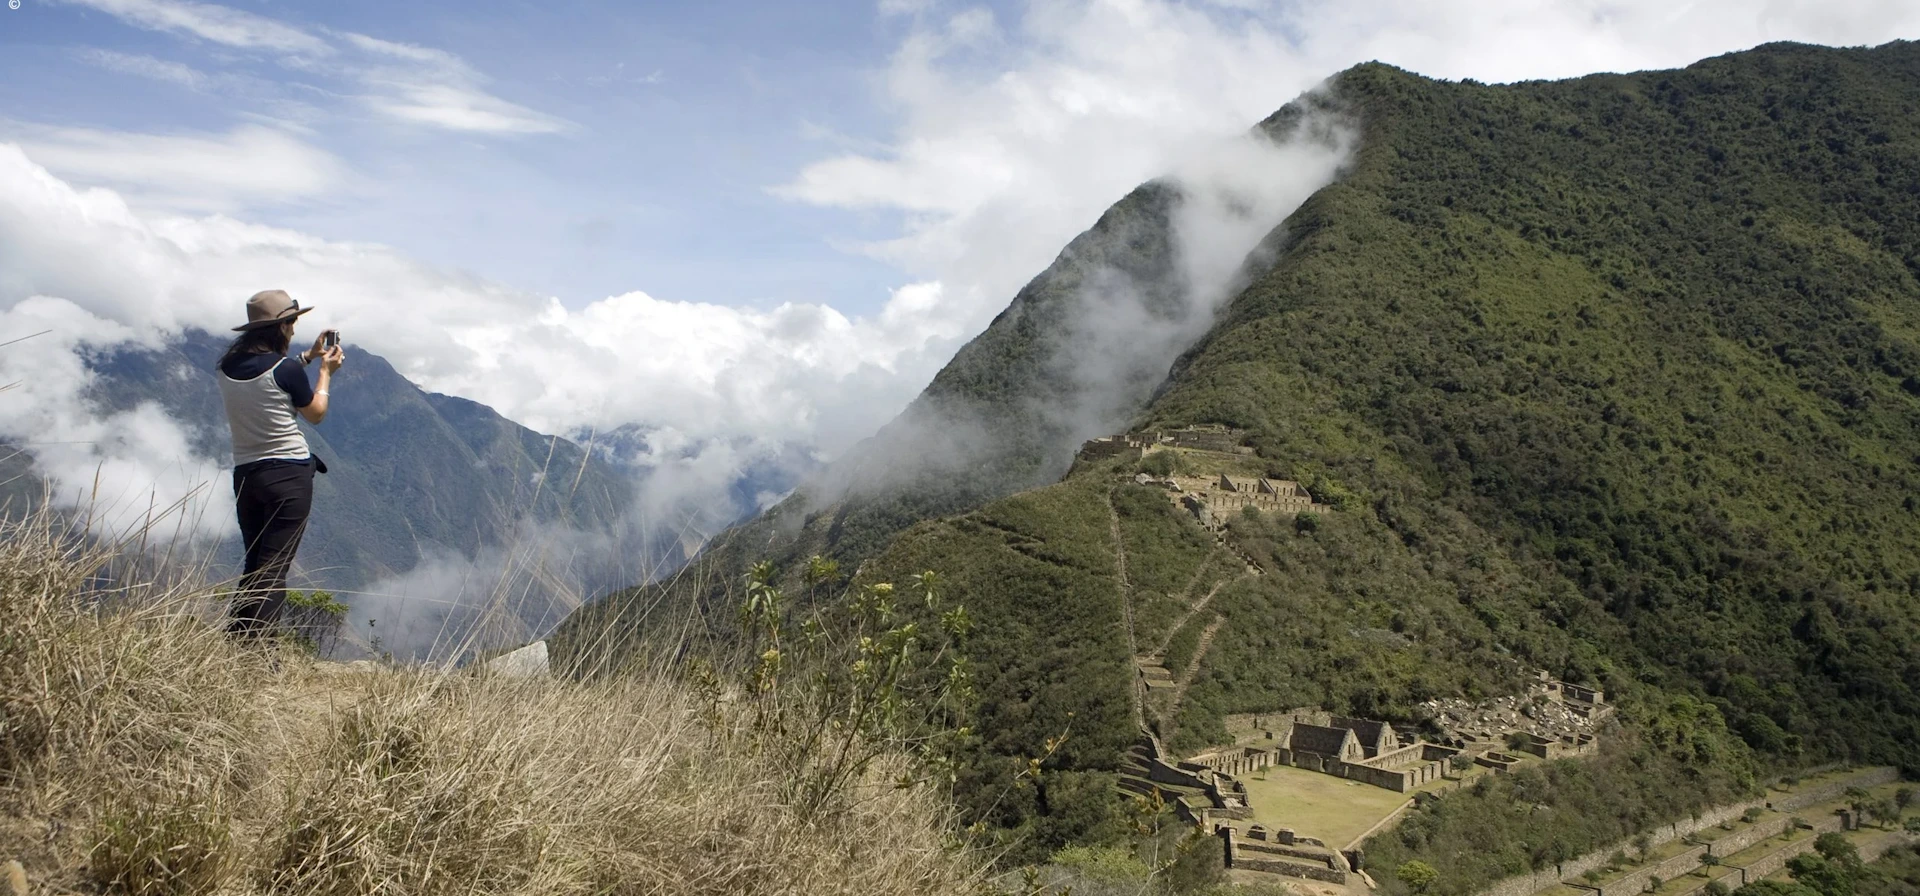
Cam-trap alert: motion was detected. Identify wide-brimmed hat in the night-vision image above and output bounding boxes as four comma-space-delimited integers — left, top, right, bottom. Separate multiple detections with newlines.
232, 289, 314, 331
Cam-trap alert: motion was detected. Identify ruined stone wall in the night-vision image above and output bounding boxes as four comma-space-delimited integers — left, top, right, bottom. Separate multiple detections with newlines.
1467, 801, 1770, 896
1080, 439, 1145, 460
1274, 745, 1457, 793
1148, 758, 1207, 790
1724, 817, 1846, 888
1204, 492, 1325, 514
1662, 824, 1915, 896
1773, 767, 1902, 811
1240, 842, 1342, 865
1175, 796, 1205, 826
1231, 853, 1349, 883
1706, 818, 1795, 858
1361, 743, 1428, 769
1339, 762, 1416, 792
1466, 768, 1901, 896
1858, 835, 1916, 866
1191, 748, 1274, 776
1597, 844, 1708, 896
1474, 864, 1570, 896
1171, 431, 1243, 453
1517, 734, 1596, 761
1354, 743, 1453, 790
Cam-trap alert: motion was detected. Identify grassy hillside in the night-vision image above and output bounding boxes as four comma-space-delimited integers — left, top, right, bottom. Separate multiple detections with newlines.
0, 511, 985, 895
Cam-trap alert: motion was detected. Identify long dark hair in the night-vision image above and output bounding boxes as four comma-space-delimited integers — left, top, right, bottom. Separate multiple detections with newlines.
218, 324, 290, 369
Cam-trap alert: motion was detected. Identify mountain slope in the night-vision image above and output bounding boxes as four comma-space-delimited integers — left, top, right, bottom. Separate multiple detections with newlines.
1139, 39, 1920, 764
857, 38, 1920, 866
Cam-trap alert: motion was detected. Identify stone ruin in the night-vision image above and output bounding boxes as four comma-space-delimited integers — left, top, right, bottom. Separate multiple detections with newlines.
1417, 670, 1613, 755
1217, 821, 1353, 884
1077, 424, 1257, 463
1136, 685, 1614, 889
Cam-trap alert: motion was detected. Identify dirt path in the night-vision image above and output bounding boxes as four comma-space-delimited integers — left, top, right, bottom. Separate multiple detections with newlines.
1152, 577, 1233, 657
1173, 547, 1222, 604
1166, 615, 1224, 712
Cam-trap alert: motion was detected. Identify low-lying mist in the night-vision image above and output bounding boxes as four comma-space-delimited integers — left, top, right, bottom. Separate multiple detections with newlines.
799, 100, 1354, 518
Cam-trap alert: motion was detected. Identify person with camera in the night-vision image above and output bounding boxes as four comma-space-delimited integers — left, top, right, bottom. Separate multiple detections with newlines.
216, 289, 344, 639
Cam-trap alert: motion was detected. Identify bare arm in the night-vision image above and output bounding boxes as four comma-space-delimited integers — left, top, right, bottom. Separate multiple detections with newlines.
297, 346, 343, 424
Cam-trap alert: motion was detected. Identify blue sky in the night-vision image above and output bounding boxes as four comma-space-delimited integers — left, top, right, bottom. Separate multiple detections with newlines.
0, 0, 963, 313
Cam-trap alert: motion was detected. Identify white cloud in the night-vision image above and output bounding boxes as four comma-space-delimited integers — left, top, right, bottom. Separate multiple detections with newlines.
879, 0, 935, 15
360, 80, 570, 135
2, 124, 346, 213
55, 0, 330, 55
0, 296, 229, 539
0, 142, 958, 549
338, 32, 465, 67
1274, 0, 1920, 86
60, 1, 567, 138
0, 143, 964, 454
76, 48, 214, 89
337, 33, 572, 135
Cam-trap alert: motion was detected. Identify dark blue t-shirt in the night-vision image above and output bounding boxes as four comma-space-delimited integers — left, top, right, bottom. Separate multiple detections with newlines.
220, 352, 315, 408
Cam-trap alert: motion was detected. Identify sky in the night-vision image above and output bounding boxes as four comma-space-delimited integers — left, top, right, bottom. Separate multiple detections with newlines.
0, 0, 1917, 538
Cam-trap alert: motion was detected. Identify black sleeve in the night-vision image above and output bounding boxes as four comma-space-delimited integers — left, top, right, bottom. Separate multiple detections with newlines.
274, 357, 317, 409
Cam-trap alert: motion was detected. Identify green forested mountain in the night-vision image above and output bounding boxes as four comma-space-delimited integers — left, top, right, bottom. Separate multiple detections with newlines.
566, 39, 1920, 869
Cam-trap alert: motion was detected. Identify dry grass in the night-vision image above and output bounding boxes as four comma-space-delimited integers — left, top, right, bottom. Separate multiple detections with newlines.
0, 509, 989, 895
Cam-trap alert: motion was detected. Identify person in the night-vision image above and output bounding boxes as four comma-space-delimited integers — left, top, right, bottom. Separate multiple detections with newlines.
215, 289, 344, 639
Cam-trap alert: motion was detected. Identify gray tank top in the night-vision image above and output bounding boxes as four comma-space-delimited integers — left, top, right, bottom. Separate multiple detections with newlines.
218, 359, 311, 466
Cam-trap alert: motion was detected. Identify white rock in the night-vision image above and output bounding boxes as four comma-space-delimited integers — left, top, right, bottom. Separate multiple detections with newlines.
487, 641, 549, 678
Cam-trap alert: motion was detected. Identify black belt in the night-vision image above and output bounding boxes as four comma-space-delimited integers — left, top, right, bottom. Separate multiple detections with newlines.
234, 454, 327, 477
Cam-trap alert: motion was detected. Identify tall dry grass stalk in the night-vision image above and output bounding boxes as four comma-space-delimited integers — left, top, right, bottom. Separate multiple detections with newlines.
0, 507, 989, 895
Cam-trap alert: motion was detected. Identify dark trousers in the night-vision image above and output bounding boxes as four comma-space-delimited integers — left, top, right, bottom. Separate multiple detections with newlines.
229, 461, 315, 638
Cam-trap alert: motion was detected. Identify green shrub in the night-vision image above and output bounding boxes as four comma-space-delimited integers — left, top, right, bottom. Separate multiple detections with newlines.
87, 784, 231, 896
1138, 451, 1188, 477
282, 589, 348, 656
1049, 844, 1150, 883
1398, 860, 1440, 893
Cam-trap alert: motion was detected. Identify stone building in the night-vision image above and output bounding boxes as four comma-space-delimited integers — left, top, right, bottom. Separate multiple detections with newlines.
1260, 715, 1460, 793
1285, 723, 1368, 762
1203, 475, 1325, 515
1168, 424, 1245, 453
1079, 435, 1150, 461
1329, 716, 1397, 758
